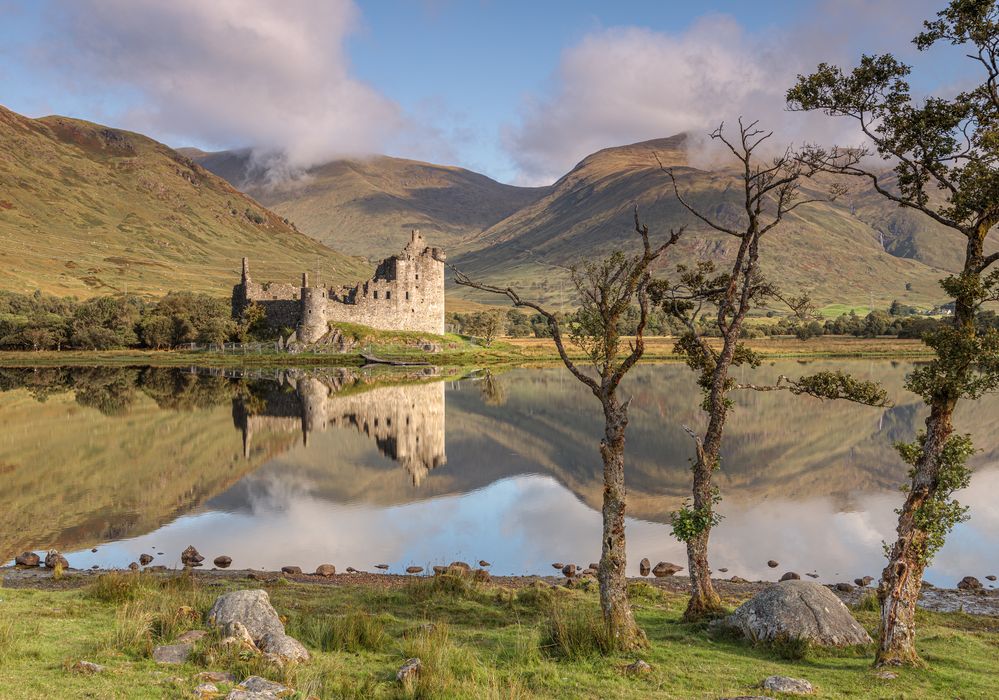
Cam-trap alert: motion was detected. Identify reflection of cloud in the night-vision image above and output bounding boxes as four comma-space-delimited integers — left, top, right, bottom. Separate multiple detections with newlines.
67, 468, 999, 587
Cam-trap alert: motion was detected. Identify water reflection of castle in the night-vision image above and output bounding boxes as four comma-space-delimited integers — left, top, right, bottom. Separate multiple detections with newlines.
232, 372, 447, 486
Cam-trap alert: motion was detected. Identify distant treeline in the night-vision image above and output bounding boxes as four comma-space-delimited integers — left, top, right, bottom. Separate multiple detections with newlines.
447, 304, 999, 341
0, 290, 271, 351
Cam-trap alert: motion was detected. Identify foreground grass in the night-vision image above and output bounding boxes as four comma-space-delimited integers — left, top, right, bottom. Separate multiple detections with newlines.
0, 336, 933, 370
0, 573, 996, 699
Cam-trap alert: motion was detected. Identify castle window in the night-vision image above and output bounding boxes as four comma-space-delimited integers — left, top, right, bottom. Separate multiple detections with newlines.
415, 274, 419, 280
373, 291, 379, 299
405, 291, 410, 300
386, 291, 391, 300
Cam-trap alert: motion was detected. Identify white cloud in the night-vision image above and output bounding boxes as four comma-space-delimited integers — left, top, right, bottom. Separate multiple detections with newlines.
46, 0, 402, 170
501, 2, 942, 185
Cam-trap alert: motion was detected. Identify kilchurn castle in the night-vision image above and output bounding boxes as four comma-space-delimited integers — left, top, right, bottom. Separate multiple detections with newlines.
232, 230, 446, 342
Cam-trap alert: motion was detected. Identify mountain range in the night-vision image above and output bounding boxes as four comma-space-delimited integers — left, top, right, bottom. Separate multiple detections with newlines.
190, 135, 986, 311
2, 103, 990, 309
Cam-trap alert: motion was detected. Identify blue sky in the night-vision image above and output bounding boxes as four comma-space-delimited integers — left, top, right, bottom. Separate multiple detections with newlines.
0, 0, 960, 184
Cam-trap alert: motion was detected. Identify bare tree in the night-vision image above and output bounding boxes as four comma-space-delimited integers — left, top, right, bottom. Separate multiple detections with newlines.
652, 120, 890, 620
788, 0, 999, 666
451, 212, 683, 650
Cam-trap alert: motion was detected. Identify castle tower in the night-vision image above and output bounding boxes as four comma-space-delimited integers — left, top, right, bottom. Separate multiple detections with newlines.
297, 271, 328, 344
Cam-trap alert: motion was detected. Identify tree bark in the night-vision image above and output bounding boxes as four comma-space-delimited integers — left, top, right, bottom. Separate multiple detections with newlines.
597, 396, 646, 649
876, 232, 983, 666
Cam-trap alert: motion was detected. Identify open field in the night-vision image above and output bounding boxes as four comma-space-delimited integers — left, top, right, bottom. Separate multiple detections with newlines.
0, 569, 996, 699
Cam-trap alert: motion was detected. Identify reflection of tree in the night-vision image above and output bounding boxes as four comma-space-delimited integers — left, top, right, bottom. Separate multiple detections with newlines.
0, 367, 244, 416
479, 371, 507, 407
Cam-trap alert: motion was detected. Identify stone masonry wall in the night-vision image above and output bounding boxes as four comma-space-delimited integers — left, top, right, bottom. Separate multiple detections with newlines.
232, 230, 445, 338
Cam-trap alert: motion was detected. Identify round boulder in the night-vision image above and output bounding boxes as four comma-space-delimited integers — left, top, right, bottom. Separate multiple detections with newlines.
213, 556, 232, 569
207, 589, 285, 642
406, 566, 424, 574
281, 566, 302, 575
139, 554, 154, 566
315, 564, 336, 577
639, 558, 651, 577
767, 560, 779, 568
723, 580, 872, 647
958, 576, 983, 591
561, 564, 577, 577
15, 551, 40, 567
780, 572, 801, 582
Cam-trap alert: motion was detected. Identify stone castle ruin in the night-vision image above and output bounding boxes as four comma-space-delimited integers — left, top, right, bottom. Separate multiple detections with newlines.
232, 230, 446, 341
233, 371, 447, 486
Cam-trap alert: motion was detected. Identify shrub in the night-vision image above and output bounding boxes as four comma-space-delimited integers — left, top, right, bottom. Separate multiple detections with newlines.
405, 569, 483, 602
86, 571, 151, 604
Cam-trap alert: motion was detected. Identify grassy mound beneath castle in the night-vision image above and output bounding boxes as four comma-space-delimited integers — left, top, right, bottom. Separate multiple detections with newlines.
0, 571, 996, 699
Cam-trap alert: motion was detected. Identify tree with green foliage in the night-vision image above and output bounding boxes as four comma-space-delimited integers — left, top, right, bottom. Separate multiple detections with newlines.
451, 211, 684, 651
69, 296, 143, 350
652, 120, 890, 620
788, 0, 999, 666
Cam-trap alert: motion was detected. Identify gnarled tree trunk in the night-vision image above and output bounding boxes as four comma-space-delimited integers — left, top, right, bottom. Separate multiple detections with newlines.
876, 400, 955, 665
598, 396, 646, 649
877, 240, 980, 666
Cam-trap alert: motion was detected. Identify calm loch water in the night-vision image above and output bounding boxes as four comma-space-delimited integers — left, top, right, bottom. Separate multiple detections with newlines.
2, 362, 997, 587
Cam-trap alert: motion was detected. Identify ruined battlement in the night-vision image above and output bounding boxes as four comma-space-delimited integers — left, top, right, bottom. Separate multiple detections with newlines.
232, 230, 446, 341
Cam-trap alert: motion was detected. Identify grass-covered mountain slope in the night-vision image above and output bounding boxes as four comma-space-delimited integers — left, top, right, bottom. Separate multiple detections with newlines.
0, 106, 369, 299
186, 148, 547, 261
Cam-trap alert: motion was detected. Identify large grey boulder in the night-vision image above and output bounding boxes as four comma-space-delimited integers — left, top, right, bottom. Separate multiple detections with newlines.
723, 580, 872, 647
207, 590, 284, 642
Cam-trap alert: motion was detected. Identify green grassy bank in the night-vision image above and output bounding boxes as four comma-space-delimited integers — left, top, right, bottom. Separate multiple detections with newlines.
0, 571, 995, 699
0, 335, 934, 370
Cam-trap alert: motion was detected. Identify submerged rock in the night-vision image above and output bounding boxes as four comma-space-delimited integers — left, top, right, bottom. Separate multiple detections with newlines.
854, 576, 874, 587
45, 549, 68, 569
958, 576, 983, 591
780, 572, 801, 582
406, 566, 424, 574
280, 566, 301, 575
653, 562, 683, 577
14, 551, 40, 567
723, 580, 872, 647
139, 554, 154, 565
767, 560, 779, 568
479, 560, 491, 567
181, 545, 204, 567
561, 564, 577, 577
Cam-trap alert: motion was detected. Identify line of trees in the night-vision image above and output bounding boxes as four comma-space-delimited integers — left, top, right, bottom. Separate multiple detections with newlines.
0, 290, 261, 350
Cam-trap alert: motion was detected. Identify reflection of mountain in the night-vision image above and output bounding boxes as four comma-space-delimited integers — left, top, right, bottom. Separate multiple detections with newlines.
234, 371, 446, 485
5, 362, 999, 563
0, 368, 296, 562
237, 362, 999, 524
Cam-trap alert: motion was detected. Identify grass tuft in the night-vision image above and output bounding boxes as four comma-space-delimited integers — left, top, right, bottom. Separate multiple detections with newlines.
289, 610, 390, 653
405, 569, 484, 602
539, 600, 616, 659
853, 593, 880, 612
96, 603, 153, 658
0, 617, 18, 666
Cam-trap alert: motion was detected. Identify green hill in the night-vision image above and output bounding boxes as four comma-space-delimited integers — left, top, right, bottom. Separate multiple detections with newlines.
0, 106, 369, 299
449, 136, 958, 310
186, 148, 547, 261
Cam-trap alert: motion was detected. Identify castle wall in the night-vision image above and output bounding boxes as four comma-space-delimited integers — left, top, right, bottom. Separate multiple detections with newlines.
232, 231, 445, 339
